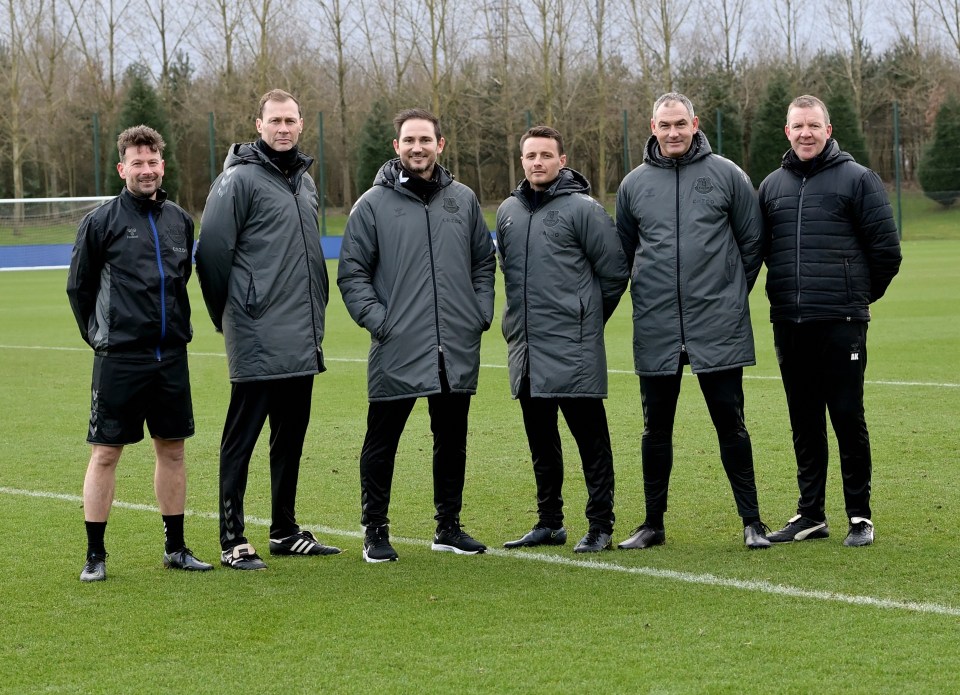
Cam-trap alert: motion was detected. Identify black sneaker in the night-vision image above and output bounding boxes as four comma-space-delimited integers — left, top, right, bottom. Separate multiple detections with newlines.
269, 530, 342, 556
766, 515, 829, 543
617, 523, 666, 550
574, 529, 612, 553
80, 552, 107, 582
744, 522, 772, 550
163, 547, 214, 571
503, 525, 567, 549
843, 517, 874, 547
432, 523, 487, 555
220, 543, 267, 570
363, 525, 399, 563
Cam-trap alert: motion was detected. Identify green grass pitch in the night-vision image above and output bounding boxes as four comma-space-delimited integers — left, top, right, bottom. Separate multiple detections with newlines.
1, 240, 958, 693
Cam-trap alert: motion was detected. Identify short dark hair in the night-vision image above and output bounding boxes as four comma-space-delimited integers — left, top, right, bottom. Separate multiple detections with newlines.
787, 95, 830, 125
258, 89, 301, 118
393, 108, 442, 140
520, 126, 565, 155
117, 125, 165, 160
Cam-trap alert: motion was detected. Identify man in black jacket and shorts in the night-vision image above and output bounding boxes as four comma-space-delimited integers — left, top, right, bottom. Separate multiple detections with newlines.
67, 125, 212, 581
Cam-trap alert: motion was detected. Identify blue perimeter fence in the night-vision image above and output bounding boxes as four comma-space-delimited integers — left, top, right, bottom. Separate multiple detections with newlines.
0, 238, 346, 271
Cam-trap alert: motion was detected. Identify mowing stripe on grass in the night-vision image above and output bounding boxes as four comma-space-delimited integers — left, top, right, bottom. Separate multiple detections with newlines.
5, 484, 959, 618
2, 344, 958, 389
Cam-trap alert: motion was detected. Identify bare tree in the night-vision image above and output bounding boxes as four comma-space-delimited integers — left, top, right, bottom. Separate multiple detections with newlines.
644, 0, 693, 91
1, 0, 28, 213
828, 0, 870, 119
143, 0, 198, 92
313, 0, 355, 207
480, 0, 519, 190
767, 0, 805, 67
355, 0, 420, 97
584, 0, 610, 201
926, 0, 960, 58
708, 0, 751, 74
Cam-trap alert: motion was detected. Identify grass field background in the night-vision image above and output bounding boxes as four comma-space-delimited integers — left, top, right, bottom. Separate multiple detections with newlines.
1, 238, 958, 693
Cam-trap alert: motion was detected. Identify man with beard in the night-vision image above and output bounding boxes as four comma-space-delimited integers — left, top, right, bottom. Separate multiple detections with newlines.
338, 108, 496, 562
68, 125, 212, 581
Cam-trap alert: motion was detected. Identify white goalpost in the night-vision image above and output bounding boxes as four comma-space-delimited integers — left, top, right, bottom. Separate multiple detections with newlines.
0, 196, 114, 271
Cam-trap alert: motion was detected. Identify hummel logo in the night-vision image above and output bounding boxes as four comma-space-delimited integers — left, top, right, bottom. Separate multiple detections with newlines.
398, 172, 409, 183
126, 228, 138, 238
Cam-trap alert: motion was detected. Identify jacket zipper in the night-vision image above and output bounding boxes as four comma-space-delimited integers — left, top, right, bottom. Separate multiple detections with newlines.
522, 195, 537, 376
278, 159, 321, 356
795, 177, 806, 321
148, 210, 165, 361
423, 200, 443, 368
674, 165, 686, 356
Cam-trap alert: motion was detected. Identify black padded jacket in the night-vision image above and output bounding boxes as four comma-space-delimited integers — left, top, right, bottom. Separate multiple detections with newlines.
759, 139, 902, 323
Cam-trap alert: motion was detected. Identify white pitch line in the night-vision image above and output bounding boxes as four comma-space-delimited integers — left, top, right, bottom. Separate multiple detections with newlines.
0, 344, 957, 389
4, 485, 959, 618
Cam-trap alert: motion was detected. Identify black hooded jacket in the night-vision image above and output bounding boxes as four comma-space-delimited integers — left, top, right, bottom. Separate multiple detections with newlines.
759, 139, 902, 323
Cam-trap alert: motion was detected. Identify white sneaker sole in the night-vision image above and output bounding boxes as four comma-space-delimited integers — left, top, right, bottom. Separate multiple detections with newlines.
431, 543, 484, 554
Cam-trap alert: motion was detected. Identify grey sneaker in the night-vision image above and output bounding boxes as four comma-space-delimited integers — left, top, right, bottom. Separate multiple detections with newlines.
163, 547, 214, 571
843, 517, 874, 547
766, 515, 830, 543
80, 553, 107, 582
744, 521, 772, 550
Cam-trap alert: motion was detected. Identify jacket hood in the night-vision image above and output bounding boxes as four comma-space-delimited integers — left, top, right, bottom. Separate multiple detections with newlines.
511, 166, 590, 199
221, 142, 314, 173
643, 130, 712, 168
781, 138, 854, 176
373, 157, 454, 190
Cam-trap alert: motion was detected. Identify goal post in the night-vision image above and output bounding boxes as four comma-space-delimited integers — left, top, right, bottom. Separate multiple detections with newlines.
0, 196, 114, 270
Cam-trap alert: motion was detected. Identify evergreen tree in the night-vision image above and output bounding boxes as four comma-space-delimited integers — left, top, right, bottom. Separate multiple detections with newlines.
747, 75, 791, 187
118, 64, 179, 199
825, 89, 870, 168
355, 100, 396, 190
918, 95, 960, 208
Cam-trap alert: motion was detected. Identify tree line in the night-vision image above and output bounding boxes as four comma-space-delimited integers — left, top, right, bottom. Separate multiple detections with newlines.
3, 0, 960, 214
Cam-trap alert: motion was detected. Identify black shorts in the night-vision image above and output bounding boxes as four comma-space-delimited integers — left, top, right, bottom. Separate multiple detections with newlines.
87, 351, 195, 445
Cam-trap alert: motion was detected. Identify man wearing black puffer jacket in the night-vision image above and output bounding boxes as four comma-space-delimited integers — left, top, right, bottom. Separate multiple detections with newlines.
759, 94, 902, 548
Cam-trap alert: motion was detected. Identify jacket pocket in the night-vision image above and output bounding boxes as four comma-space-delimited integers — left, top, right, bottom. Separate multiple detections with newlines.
244, 275, 260, 318
842, 257, 852, 302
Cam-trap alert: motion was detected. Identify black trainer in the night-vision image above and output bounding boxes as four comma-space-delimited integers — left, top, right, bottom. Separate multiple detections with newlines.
220, 543, 267, 570
843, 517, 874, 547
269, 530, 342, 556
766, 515, 829, 543
363, 525, 399, 563
163, 547, 214, 571
432, 523, 487, 555
574, 529, 612, 553
617, 523, 666, 550
503, 525, 567, 549
743, 522, 772, 550
80, 553, 107, 582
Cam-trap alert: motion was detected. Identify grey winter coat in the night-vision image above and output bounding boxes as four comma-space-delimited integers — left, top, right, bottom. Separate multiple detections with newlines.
496, 168, 629, 398
337, 159, 496, 401
615, 131, 763, 376
196, 143, 328, 382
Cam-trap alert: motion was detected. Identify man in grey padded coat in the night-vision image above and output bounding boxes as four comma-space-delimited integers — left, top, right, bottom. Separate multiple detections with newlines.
338, 108, 496, 563
497, 126, 629, 554
615, 92, 771, 551
197, 89, 340, 571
